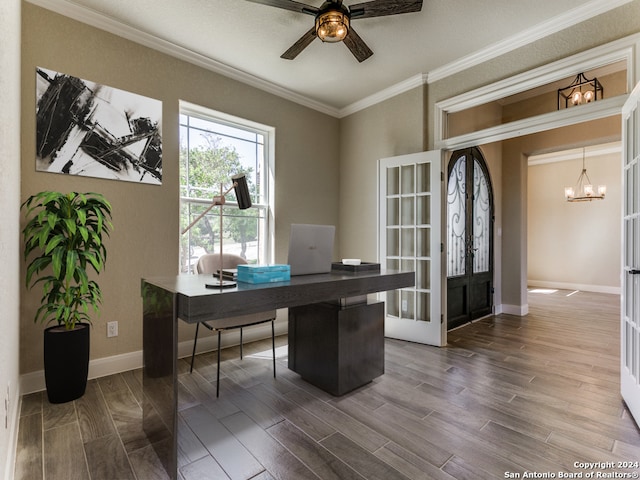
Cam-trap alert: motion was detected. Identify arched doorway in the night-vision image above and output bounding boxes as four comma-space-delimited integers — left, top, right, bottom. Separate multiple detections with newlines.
446, 146, 494, 330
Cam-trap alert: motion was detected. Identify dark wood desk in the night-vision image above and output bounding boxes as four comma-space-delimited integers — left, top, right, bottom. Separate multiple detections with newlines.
141, 270, 414, 479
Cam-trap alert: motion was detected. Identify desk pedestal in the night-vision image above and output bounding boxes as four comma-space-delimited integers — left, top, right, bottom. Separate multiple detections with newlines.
288, 301, 384, 396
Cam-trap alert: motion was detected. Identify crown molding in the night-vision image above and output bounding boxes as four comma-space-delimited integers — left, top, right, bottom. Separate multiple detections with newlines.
528, 141, 621, 166
426, 0, 635, 84
26, 0, 633, 119
337, 74, 427, 118
26, 0, 342, 117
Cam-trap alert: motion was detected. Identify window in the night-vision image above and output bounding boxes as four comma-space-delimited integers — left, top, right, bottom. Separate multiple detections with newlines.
179, 103, 273, 273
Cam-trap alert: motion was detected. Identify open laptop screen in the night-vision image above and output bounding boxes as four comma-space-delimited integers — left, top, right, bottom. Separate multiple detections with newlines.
287, 224, 335, 276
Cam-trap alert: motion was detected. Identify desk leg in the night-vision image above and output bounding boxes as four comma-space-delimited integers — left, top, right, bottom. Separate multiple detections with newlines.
142, 282, 177, 479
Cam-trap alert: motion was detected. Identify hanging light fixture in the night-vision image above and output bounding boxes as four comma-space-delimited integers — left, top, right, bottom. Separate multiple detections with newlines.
315, 2, 350, 43
564, 148, 606, 202
558, 72, 604, 110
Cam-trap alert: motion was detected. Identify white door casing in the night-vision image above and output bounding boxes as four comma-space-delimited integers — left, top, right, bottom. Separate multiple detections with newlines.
379, 150, 445, 347
621, 81, 640, 426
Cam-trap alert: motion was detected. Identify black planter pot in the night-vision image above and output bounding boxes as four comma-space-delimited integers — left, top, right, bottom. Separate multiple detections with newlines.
43, 323, 90, 404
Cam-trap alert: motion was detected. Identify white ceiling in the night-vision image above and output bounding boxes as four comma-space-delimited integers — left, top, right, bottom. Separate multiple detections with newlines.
35, 0, 629, 115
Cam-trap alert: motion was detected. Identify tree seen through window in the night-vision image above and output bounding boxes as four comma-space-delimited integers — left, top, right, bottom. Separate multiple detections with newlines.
179, 111, 268, 273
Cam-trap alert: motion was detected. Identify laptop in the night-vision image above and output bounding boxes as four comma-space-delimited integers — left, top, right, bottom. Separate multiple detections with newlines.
287, 224, 336, 276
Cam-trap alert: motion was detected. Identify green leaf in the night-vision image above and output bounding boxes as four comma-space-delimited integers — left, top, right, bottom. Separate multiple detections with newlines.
36, 223, 52, 250
63, 218, 77, 236
65, 250, 78, 285
51, 247, 64, 280
77, 208, 87, 226
84, 251, 103, 273
78, 226, 89, 243
25, 257, 51, 287
44, 234, 65, 256
47, 211, 58, 229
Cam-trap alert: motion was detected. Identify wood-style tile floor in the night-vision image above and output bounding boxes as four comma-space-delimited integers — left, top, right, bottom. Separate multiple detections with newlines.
14, 289, 640, 479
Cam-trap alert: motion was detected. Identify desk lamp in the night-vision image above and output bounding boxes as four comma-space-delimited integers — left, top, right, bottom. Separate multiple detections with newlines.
181, 173, 252, 287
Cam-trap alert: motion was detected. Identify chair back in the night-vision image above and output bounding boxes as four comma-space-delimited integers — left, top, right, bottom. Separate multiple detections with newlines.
196, 253, 247, 274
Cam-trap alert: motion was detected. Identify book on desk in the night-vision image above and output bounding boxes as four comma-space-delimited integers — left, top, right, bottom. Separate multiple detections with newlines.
215, 268, 237, 281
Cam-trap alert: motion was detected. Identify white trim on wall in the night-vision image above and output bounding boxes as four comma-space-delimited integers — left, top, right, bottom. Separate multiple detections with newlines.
427, 0, 635, 84
528, 141, 621, 166
434, 33, 640, 150
528, 280, 621, 295
339, 74, 427, 118
502, 304, 530, 316
438, 96, 626, 151
26, 0, 342, 118
26, 0, 632, 119
20, 320, 287, 395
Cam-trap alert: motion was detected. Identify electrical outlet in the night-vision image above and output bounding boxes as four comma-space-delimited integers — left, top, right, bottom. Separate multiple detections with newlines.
107, 321, 118, 338
401, 299, 408, 312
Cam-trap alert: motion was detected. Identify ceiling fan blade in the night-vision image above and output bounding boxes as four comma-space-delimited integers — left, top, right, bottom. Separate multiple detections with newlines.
342, 27, 373, 63
281, 27, 317, 60
349, 0, 422, 19
244, 0, 318, 15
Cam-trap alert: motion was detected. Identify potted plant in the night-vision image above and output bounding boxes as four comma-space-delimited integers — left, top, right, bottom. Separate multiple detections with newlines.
22, 191, 113, 403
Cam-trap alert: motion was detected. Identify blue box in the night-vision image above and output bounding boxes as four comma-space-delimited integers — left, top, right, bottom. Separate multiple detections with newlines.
237, 264, 290, 284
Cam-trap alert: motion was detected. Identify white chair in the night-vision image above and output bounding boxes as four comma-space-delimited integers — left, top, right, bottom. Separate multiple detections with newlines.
191, 253, 277, 396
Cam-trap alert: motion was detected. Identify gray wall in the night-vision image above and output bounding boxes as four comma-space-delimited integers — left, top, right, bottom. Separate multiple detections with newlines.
20, 3, 340, 375
338, 86, 426, 261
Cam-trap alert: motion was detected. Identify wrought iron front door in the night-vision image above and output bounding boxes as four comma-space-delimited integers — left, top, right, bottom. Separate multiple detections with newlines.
446, 147, 494, 330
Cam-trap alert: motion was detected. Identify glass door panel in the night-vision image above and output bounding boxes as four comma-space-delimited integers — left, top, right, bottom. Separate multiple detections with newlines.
621, 81, 640, 426
379, 151, 444, 346
473, 158, 491, 274
447, 156, 466, 277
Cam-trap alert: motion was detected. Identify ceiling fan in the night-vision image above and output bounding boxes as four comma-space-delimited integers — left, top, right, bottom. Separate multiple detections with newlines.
245, 0, 423, 62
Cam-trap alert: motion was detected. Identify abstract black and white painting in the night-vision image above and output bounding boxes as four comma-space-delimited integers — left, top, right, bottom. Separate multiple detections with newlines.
36, 67, 162, 184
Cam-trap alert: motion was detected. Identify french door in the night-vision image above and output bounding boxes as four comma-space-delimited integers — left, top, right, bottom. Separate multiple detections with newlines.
446, 147, 494, 330
378, 151, 445, 347
621, 81, 640, 426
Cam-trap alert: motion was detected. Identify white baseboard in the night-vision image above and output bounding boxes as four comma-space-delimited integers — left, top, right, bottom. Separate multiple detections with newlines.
528, 280, 621, 295
502, 303, 529, 316
20, 320, 286, 395
5, 383, 21, 480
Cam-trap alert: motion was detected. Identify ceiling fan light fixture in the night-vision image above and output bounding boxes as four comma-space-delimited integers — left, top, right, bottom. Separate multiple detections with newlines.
315, 9, 349, 43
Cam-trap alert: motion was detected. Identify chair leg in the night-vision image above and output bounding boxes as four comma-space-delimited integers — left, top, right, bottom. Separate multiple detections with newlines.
271, 320, 276, 378
216, 330, 221, 398
240, 327, 243, 359
190, 322, 200, 374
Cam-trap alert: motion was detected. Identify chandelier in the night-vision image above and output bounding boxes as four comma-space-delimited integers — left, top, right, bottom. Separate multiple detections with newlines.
557, 72, 603, 110
564, 148, 606, 202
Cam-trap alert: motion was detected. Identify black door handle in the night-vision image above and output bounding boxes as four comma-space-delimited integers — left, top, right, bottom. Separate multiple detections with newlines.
630, 269, 640, 275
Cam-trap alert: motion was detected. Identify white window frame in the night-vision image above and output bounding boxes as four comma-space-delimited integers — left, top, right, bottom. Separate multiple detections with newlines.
179, 101, 275, 271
